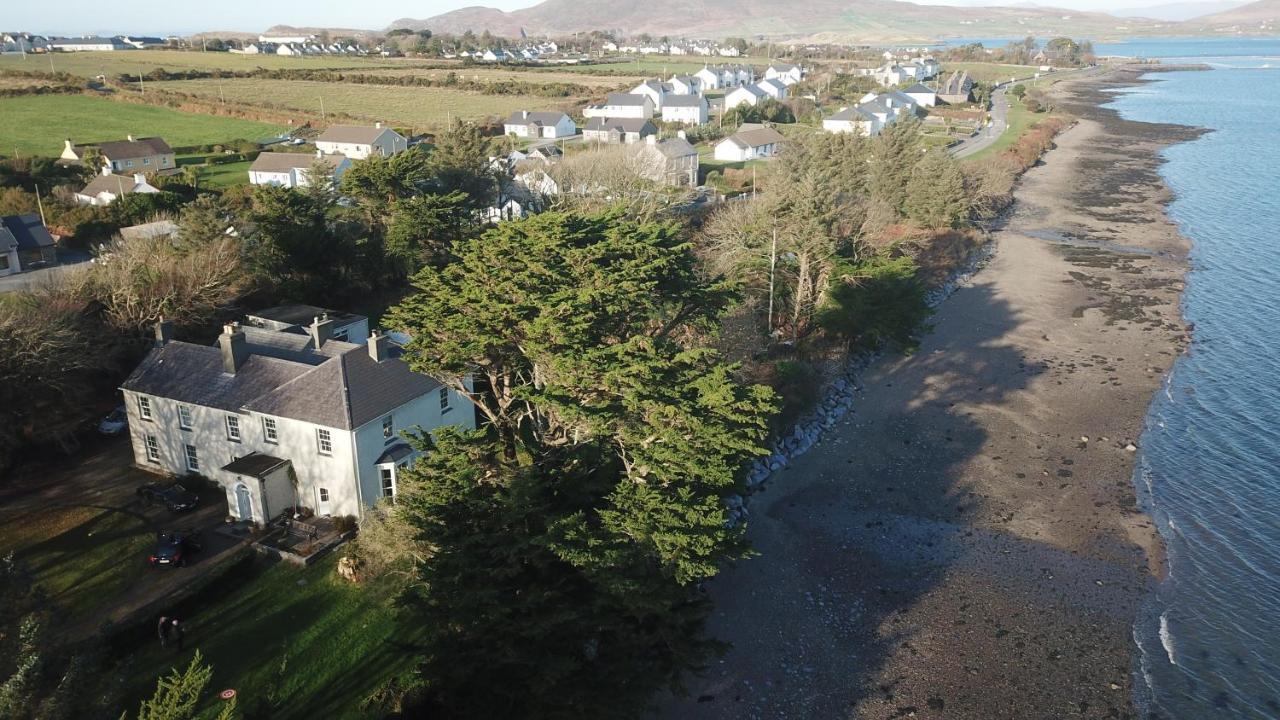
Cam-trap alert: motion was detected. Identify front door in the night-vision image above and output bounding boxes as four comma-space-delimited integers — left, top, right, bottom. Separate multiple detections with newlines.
235, 483, 253, 521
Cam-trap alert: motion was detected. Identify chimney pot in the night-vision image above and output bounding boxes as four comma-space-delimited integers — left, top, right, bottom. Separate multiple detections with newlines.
367, 329, 392, 363
154, 318, 173, 347
219, 323, 247, 374
310, 314, 335, 348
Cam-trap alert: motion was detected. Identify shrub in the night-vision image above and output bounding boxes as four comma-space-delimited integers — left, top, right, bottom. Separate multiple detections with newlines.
818, 255, 930, 352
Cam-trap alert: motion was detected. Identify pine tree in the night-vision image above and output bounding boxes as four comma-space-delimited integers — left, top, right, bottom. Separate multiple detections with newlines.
905, 150, 968, 228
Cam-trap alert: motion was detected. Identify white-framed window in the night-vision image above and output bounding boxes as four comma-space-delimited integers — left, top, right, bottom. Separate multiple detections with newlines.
379, 466, 395, 499
317, 428, 333, 456
178, 405, 192, 431
137, 395, 152, 421
226, 414, 241, 442
145, 434, 160, 463
382, 416, 394, 440
262, 417, 278, 443
439, 387, 450, 412
319, 487, 330, 503
184, 444, 199, 471
143, 157, 151, 165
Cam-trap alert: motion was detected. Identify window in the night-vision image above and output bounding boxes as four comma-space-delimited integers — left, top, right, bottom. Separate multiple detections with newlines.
333, 328, 349, 342
145, 434, 160, 463
137, 395, 152, 421
226, 415, 241, 442
319, 488, 330, 503
382, 416, 394, 440
317, 428, 333, 455
184, 444, 199, 471
126, 160, 134, 168
439, 387, 451, 412
178, 405, 192, 430
262, 417, 278, 443
380, 466, 395, 499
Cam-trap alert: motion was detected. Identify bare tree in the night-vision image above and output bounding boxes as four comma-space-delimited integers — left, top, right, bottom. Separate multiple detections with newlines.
542, 144, 694, 221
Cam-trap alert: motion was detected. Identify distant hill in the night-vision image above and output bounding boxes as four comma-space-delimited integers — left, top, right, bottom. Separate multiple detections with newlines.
1112, 0, 1248, 21
1185, 0, 1280, 25
390, 0, 1169, 42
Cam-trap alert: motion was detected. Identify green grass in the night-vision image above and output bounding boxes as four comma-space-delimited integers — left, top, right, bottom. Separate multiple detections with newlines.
156, 78, 575, 131
547, 57, 742, 76
177, 156, 253, 188
0, 49, 404, 79
941, 62, 1041, 84
0, 94, 286, 157
122, 556, 421, 720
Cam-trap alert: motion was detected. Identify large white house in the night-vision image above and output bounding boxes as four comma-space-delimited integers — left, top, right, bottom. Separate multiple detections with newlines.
724, 84, 768, 111
756, 78, 789, 100
503, 111, 577, 139
764, 63, 803, 86
823, 106, 879, 136
635, 135, 699, 187
694, 66, 723, 90
583, 117, 658, 144
660, 94, 709, 125
903, 83, 938, 107
75, 170, 160, 206
248, 152, 350, 189
713, 123, 787, 162
61, 136, 175, 174
121, 311, 474, 524
583, 93, 655, 120
314, 124, 407, 160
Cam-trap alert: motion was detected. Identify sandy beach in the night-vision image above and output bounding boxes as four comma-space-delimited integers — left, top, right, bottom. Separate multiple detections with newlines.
659, 66, 1202, 719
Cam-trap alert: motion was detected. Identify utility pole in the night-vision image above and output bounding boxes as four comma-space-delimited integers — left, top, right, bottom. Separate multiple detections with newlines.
138, 72, 145, 94
34, 185, 47, 227
319, 95, 326, 119
767, 227, 777, 338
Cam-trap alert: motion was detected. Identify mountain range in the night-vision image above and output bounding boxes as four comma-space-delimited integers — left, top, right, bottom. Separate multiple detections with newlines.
388, 0, 1280, 41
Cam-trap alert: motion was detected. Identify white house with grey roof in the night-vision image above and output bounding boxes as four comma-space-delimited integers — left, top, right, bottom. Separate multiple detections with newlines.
713, 123, 787, 162
764, 63, 803, 86
583, 117, 658, 145
824, 106, 880, 136
724, 84, 768, 111
660, 94, 709, 125
314, 123, 406, 160
120, 313, 473, 525
248, 152, 350, 189
503, 111, 576, 139
583, 93, 655, 120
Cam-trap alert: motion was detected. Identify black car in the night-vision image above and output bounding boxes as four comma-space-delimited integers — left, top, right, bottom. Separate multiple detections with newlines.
137, 482, 199, 512
150, 530, 203, 568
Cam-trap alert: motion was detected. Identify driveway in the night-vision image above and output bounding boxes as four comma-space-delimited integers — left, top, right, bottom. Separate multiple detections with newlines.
0, 248, 93, 293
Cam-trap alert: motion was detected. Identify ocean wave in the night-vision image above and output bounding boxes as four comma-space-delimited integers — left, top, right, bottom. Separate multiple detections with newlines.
1160, 612, 1177, 666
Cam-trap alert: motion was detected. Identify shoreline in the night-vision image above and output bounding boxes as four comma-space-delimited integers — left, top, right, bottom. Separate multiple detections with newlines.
658, 65, 1201, 719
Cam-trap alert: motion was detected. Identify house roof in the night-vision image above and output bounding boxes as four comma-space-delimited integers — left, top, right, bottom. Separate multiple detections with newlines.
505, 110, 569, 126
859, 98, 893, 114
724, 124, 786, 149
249, 152, 345, 173
768, 63, 799, 72
122, 333, 441, 431
904, 83, 936, 94
78, 173, 144, 198
758, 79, 787, 92
85, 137, 172, 161
662, 94, 706, 108
652, 137, 698, 159
315, 125, 394, 145
730, 85, 766, 99
827, 107, 876, 122
585, 117, 656, 134
605, 93, 651, 107
941, 71, 973, 95
119, 219, 180, 241
222, 452, 290, 477
247, 303, 365, 329
0, 214, 55, 252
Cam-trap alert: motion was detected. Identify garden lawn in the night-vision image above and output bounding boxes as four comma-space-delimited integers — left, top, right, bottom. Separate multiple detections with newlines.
0, 94, 285, 157
155, 78, 578, 131
122, 555, 422, 720
177, 155, 252, 188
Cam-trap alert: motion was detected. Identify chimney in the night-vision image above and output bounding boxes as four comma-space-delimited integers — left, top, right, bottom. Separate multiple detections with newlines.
154, 318, 173, 347
677, 129, 687, 140
133, 173, 146, 185
127, 134, 135, 142
310, 313, 334, 348
374, 121, 383, 129
367, 329, 392, 363
219, 323, 248, 374
316, 148, 324, 159
64, 139, 74, 154
646, 134, 657, 146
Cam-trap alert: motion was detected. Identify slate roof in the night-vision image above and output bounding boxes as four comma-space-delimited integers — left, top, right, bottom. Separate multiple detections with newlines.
504, 110, 569, 126
316, 125, 392, 145
904, 83, 936, 94
758, 78, 787, 93
222, 452, 290, 477
250, 152, 345, 173
248, 303, 364, 329
122, 333, 441, 431
604, 93, 651, 107
827, 107, 876, 122
78, 173, 145, 198
730, 85, 766, 100
0, 214, 55, 252
585, 117, 656, 134
652, 137, 698, 159
723, 124, 786, 149
661, 94, 706, 108
95, 137, 172, 160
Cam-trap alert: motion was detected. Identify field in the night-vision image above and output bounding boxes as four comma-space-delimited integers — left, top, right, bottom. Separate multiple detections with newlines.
154, 78, 577, 130
0, 94, 286, 157
362, 66, 638, 89
0, 49, 404, 79
940, 62, 1041, 84
548, 57, 746, 76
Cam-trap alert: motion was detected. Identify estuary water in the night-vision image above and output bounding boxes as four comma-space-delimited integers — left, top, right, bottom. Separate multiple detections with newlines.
1102, 37, 1280, 719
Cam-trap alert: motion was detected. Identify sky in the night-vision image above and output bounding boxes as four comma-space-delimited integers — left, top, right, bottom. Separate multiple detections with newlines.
10, 0, 1224, 36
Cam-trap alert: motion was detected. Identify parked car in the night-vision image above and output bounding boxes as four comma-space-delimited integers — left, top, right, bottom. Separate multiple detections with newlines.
97, 406, 128, 435
137, 482, 199, 512
149, 530, 203, 567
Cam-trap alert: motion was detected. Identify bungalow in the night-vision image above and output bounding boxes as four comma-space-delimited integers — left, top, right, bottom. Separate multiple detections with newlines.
873, 64, 912, 87
938, 70, 975, 104
61, 136, 175, 174
903, 83, 938, 107
694, 66, 723, 90
756, 78, 789, 101
668, 74, 701, 95
504, 111, 577, 139
49, 36, 129, 52
636, 135, 699, 187
120, 315, 474, 524
583, 117, 658, 145
713, 123, 786, 162
630, 80, 675, 110
248, 152, 350, 189
314, 123, 407, 160
660, 94, 709, 125
583, 93, 655, 120
823, 106, 879, 136
764, 63, 803, 86
0, 214, 56, 277
724, 84, 767, 111
75, 170, 160, 206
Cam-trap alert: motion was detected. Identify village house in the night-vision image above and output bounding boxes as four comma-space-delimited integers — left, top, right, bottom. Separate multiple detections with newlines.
871, 64, 912, 87
120, 312, 474, 524
49, 36, 130, 52
694, 66, 723, 90
823, 106, 879, 136
630, 80, 679, 110
636, 135, 699, 187
938, 70, 975, 104
583, 117, 658, 145
668, 74, 701, 95
764, 62, 803, 86
903, 83, 938, 107
503, 110, 577, 139
75, 170, 160, 206
583, 93, 655, 120
314, 123, 406, 160
857, 97, 898, 130
660, 94, 709, 125
907, 57, 941, 80
756, 78, 789, 101
0, 214, 56, 277
61, 136, 175, 174
713, 123, 786, 162
724, 83, 769, 111
248, 152, 350, 189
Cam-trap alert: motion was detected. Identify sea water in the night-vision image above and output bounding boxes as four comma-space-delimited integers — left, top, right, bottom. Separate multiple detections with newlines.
1103, 37, 1280, 718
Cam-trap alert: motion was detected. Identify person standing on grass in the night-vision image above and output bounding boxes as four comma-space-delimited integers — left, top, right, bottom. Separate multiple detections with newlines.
157, 615, 170, 648
171, 618, 184, 651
